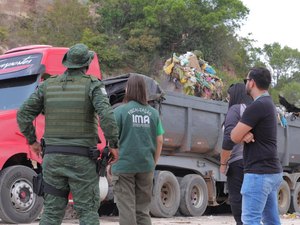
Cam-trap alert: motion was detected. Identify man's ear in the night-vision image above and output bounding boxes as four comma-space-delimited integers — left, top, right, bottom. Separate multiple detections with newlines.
249, 79, 255, 89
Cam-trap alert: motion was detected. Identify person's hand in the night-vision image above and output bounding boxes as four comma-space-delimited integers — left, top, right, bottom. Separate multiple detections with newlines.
243, 132, 255, 143
30, 141, 42, 157
108, 148, 119, 164
220, 164, 228, 175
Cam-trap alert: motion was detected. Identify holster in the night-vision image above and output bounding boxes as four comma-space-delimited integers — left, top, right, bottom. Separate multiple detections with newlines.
97, 146, 112, 177
32, 173, 44, 196
32, 173, 69, 198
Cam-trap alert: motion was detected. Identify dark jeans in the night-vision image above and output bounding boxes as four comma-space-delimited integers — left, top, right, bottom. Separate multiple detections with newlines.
227, 159, 244, 225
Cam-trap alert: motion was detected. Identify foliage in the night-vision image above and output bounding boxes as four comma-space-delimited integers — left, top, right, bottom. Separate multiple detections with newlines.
263, 43, 300, 84
93, 0, 250, 76
279, 82, 300, 107
261, 43, 300, 107
272, 74, 300, 106
81, 29, 124, 73
15, 0, 93, 46
2, 0, 300, 99
216, 68, 242, 97
238, 37, 265, 68
0, 26, 8, 43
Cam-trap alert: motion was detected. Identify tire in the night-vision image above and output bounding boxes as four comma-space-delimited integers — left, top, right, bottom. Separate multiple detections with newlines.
290, 182, 300, 213
278, 180, 290, 214
179, 174, 208, 216
150, 171, 180, 218
0, 165, 44, 223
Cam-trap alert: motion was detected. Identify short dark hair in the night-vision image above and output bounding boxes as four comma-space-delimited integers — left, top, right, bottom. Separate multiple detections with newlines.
248, 67, 271, 90
124, 75, 148, 105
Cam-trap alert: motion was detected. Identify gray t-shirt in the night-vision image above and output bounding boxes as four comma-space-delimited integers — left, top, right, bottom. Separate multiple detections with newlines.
222, 104, 245, 164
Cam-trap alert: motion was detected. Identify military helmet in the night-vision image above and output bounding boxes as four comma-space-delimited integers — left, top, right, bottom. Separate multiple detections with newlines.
62, 43, 94, 69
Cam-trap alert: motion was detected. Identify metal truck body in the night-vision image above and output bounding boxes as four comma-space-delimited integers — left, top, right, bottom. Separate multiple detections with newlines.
151, 90, 300, 217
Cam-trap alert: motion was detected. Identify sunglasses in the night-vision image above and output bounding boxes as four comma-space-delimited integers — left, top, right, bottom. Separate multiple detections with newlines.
243, 78, 252, 84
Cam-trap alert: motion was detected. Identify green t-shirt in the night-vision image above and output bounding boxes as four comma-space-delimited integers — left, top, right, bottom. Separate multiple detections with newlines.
112, 101, 164, 173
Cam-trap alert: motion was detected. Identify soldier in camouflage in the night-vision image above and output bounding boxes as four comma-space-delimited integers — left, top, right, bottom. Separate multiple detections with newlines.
17, 43, 119, 225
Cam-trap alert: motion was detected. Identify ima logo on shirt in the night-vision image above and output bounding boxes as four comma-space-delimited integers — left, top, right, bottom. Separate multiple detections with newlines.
132, 114, 150, 126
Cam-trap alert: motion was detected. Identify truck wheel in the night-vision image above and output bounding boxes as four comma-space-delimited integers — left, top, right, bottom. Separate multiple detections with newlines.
150, 171, 180, 218
278, 180, 290, 214
290, 182, 300, 213
179, 174, 208, 216
0, 165, 43, 223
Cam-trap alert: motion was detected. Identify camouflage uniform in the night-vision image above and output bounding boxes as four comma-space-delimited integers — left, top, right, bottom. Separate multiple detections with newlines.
17, 44, 119, 225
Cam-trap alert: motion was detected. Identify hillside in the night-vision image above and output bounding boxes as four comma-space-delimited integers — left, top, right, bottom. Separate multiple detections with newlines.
0, 0, 44, 17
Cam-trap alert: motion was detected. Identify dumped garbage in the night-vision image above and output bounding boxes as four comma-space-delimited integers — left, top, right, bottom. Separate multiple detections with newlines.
163, 51, 223, 100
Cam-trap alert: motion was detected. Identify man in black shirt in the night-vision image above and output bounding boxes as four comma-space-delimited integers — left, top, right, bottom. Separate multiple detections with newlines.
231, 67, 282, 225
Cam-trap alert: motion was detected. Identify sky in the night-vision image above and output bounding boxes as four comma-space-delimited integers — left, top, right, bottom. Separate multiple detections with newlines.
238, 0, 300, 51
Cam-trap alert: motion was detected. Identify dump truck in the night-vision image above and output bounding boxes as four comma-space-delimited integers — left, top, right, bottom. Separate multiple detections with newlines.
103, 73, 300, 218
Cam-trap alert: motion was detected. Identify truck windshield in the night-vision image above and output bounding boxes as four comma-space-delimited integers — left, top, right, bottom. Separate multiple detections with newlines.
0, 75, 39, 110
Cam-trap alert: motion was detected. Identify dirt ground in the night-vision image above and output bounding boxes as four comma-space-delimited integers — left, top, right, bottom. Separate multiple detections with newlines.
1, 205, 299, 225
10, 214, 300, 225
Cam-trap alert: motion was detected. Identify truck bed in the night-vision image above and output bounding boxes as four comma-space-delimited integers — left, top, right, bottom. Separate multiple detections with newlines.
161, 91, 300, 171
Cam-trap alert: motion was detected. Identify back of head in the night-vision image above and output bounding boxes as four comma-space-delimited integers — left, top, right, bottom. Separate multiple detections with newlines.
124, 75, 148, 105
248, 67, 271, 90
228, 83, 253, 108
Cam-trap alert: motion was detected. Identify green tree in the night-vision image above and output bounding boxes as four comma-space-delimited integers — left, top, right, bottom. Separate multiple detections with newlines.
239, 37, 265, 68
273, 71, 300, 105
81, 28, 124, 74
279, 82, 300, 107
263, 43, 300, 84
93, 0, 250, 76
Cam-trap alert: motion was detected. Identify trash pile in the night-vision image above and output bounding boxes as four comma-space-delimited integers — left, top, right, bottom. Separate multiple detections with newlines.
163, 51, 223, 100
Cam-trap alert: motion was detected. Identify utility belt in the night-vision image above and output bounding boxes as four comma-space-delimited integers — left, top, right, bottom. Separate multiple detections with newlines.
44, 145, 99, 159
33, 142, 101, 198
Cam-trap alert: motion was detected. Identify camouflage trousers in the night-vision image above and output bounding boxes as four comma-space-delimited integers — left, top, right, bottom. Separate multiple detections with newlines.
112, 172, 154, 225
40, 153, 100, 225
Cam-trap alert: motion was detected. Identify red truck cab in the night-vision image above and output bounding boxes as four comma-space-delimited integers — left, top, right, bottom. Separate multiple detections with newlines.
0, 45, 105, 223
